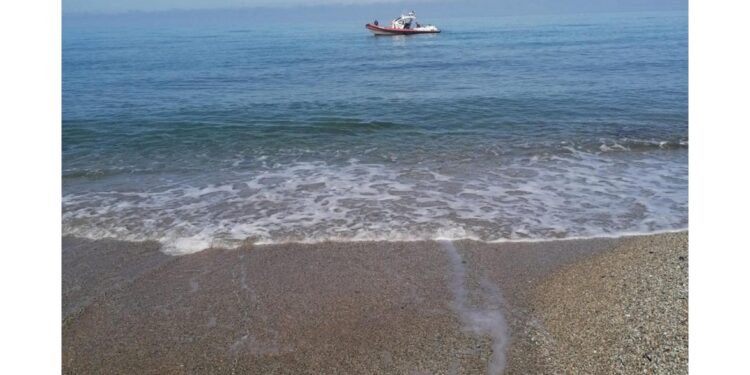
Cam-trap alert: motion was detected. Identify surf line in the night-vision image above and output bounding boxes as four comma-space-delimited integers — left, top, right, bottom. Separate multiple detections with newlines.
439, 240, 509, 375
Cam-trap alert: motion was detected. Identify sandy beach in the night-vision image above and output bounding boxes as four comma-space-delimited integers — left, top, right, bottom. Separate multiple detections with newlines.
62, 232, 687, 374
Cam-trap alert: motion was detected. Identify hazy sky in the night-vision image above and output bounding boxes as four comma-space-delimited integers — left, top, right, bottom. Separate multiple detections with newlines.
64, 0, 687, 15
64, 0, 424, 13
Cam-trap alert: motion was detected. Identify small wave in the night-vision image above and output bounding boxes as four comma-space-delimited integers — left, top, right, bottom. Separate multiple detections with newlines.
618, 137, 687, 149
594, 138, 687, 153
62, 166, 206, 180
62, 169, 109, 179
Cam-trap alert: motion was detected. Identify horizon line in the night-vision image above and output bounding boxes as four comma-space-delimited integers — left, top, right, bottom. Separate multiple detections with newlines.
63, 5, 687, 18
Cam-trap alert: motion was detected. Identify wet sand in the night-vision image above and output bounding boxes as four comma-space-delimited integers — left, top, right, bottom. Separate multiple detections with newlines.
62, 232, 687, 374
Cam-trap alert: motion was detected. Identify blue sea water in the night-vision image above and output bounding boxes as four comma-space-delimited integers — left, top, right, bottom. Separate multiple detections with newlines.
62, 11, 688, 253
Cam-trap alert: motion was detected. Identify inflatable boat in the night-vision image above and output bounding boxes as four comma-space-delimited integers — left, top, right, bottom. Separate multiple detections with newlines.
366, 11, 440, 36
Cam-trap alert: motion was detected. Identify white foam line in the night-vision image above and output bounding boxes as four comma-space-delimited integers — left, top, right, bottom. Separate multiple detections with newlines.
251, 227, 687, 247
67, 228, 687, 256
440, 240, 509, 375
486, 227, 687, 244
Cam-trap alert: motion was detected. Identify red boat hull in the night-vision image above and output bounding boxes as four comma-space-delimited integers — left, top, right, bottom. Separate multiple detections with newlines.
365, 23, 440, 35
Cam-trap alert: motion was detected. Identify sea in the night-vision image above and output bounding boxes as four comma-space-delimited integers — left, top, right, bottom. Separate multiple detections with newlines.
62, 11, 688, 254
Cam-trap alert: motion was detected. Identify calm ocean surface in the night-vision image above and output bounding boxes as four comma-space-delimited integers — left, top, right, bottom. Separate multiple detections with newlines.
63, 11, 688, 253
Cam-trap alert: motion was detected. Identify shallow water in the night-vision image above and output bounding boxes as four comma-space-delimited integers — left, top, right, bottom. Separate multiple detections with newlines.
63, 11, 688, 253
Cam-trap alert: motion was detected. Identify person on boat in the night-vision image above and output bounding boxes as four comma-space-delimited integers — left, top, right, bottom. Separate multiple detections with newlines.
374, 20, 378, 26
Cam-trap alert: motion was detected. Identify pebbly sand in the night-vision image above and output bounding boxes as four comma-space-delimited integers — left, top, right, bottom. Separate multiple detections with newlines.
62, 232, 688, 374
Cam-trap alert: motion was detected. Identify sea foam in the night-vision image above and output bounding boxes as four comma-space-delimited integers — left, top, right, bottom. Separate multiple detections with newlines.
63, 148, 687, 254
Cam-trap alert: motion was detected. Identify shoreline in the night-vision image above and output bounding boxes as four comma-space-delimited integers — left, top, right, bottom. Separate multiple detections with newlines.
63, 227, 689, 255
63, 231, 688, 374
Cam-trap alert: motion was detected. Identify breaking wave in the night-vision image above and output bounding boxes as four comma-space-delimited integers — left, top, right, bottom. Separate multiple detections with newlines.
63, 146, 688, 254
